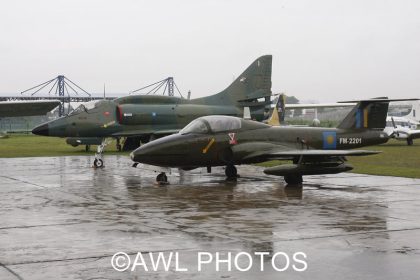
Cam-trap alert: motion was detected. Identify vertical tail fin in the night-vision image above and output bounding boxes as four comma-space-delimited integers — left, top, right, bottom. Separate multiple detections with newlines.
337, 98, 390, 130
221, 55, 272, 103
267, 105, 280, 126
194, 55, 272, 106
278, 94, 286, 123
267, 94, 286, 126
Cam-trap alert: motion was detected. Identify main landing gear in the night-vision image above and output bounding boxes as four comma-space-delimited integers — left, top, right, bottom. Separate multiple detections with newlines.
407, 138, 414, 146
284, 175, 303, 185
116, 137, 122, 152
156, 172, 168, 184
225, 164, 238, 179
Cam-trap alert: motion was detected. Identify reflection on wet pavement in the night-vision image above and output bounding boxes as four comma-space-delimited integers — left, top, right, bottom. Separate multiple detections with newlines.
0, 156, 419, 279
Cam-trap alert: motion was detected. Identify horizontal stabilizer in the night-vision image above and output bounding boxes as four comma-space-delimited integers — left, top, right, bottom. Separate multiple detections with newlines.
338, 98, 419, 103
285, 103, 356, 109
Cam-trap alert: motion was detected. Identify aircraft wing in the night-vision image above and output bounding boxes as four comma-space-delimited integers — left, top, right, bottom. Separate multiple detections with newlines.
243, 147, 379, 161
283, 98, 419, 109
392, 129, 420, 140
0, 100, 60, 117
112, 129, 180, 137
262, 149, 380, 157
408, 130, 420, 140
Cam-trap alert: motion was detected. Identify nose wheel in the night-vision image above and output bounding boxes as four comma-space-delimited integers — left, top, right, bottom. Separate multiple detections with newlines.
93, 158, 104, 168
93, 139, 109, 168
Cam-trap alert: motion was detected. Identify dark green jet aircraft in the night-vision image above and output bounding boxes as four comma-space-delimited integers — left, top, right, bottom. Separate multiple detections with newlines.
130, 98, 416, 184
32, 56, 272, 167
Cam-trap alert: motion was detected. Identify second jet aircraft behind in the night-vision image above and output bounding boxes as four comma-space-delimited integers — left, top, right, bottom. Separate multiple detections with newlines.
32, 55, 273, 167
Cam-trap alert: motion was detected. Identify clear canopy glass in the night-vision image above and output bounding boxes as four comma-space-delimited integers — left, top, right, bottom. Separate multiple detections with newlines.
69, 100, 101, 115
180, 116, 241, 135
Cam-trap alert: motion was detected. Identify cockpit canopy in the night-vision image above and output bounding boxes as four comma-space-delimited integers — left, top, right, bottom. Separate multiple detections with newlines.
180, 116, 242, 135
69, 100, 103, 115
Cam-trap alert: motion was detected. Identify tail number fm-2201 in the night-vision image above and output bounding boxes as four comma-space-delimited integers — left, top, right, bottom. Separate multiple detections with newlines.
339, 138, 362, 145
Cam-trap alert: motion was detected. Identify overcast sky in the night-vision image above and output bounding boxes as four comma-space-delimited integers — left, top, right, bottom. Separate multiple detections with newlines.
0, 0, 419, 101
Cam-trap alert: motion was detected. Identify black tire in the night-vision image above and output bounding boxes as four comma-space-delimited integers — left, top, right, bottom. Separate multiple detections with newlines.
407, 139, 414, 146
93, 158, 104, 168
225, 165, 237, 178
156, 172, 168, 183
284, 175, 303, 185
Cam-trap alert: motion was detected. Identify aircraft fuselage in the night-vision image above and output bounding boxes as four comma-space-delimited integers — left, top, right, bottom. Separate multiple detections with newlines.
131, 124, 388, 169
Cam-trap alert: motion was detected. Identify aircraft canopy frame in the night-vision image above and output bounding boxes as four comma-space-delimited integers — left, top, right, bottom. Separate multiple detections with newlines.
180, 116, 242, 135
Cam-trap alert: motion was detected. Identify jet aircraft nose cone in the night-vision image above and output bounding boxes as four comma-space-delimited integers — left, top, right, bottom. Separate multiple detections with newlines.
130, 151, 137, 161
131, 147, 147, 162
32, 123, 49, 136
131, 144, 158, 164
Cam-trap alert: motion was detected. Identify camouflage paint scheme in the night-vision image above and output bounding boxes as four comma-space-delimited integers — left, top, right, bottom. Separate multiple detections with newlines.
32, 56, 272, 140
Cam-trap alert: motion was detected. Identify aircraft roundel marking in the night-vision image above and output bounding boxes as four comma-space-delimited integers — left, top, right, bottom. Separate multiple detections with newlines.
322, 131, 337, 149
103, 111, 110, 117
327, 135, 334, 145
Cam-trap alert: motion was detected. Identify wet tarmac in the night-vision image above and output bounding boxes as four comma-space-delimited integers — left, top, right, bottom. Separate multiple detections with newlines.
0, 155, 419, 279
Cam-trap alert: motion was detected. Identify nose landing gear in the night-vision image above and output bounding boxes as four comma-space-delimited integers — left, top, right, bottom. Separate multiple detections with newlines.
93, 158, 104, 168
93, 139, 109, 168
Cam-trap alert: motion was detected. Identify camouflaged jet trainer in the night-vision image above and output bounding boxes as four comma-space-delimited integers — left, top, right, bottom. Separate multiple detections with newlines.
32, 56, 272, 167
130, 98, 417, 184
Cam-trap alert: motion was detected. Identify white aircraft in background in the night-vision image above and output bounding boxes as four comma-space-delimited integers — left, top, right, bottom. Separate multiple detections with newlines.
384, 116, 420, 146
384, 100, 420, 145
